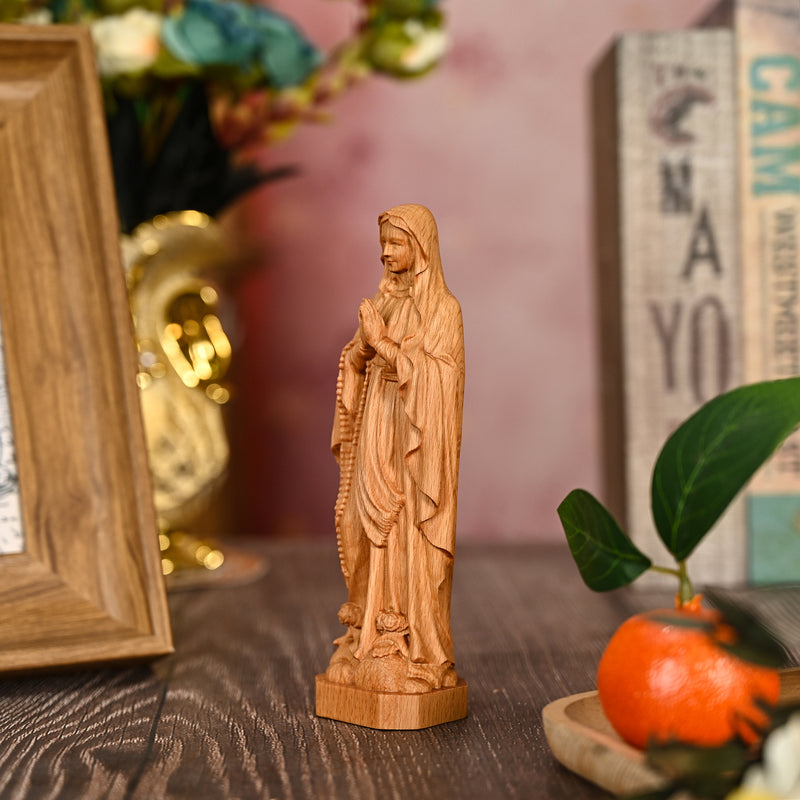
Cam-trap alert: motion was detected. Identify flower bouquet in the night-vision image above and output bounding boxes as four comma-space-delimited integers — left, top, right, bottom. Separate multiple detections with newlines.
6, 0, 449, 232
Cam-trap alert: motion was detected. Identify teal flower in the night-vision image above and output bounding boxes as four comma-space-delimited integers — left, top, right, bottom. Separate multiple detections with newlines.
161, 0, 261, 69
162, 0, 322, 88
250, 4, 323, 89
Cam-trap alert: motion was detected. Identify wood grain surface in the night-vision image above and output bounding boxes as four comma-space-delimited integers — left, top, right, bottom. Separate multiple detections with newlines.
592, 30, 747, 586
0, 26, 171, 671
315, 676, 468, 729
0, 542, 680, 800
542, 691, 668, 796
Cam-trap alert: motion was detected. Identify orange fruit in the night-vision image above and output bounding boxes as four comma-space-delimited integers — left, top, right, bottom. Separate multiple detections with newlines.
597, 599, 780, 750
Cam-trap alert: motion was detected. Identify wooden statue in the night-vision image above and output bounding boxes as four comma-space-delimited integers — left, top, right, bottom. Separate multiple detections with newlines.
316, 204, 467, 729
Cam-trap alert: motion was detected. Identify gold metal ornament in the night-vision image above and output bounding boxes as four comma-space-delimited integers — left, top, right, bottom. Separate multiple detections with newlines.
123, 211, 233, 578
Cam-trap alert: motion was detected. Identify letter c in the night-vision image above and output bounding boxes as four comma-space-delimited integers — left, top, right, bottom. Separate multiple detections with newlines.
750, 55, 800, 91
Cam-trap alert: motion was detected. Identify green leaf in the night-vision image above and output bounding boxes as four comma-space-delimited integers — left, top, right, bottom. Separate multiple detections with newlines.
704, 589, 790, 669
557, 489, 652, 591
150, 48, 202, 80
648, 613, 715, 632
644, 740, 751, 800
651, 378, 800, 562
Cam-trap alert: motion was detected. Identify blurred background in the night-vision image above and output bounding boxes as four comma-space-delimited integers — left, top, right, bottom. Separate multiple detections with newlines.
224, 0, 716, 542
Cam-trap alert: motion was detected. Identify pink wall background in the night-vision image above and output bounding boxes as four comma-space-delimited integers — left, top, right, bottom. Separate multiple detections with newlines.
226, 0, 715, 541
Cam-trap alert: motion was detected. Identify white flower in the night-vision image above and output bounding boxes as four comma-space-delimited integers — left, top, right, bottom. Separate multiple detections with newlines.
91, 8, 162, 78
19, 10, 53, 24
400, 20, 448, 73
726, 790, 781, 800
727, 712, 800, 800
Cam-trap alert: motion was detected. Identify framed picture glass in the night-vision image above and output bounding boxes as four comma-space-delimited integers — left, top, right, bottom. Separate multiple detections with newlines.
0, 320, 23, 557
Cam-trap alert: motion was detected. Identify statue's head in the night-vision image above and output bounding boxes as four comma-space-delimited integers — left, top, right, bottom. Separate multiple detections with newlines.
378, 204, 439, 271
377, 204, 447, 308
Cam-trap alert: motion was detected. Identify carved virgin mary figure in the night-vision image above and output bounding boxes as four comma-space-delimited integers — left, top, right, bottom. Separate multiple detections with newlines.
326, 204, 464, 694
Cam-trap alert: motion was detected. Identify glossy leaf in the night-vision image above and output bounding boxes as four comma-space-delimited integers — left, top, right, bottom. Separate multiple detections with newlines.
648, 613, 715, 632
704, 589, 789, 669
557, 489, 652, 591
644, 740, 751, 800
652, 378, 800, 562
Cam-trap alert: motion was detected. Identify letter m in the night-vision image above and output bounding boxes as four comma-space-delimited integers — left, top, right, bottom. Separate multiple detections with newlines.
752, 145, 800, 195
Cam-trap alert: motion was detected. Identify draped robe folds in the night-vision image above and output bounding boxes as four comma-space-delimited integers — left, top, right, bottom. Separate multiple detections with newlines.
331, 236, 464, 690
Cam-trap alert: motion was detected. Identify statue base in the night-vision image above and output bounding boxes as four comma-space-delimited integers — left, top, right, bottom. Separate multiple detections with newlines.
315, 675, 468, 730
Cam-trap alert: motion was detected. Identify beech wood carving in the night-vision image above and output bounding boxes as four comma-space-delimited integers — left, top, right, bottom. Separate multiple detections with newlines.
316, 204, 467, 729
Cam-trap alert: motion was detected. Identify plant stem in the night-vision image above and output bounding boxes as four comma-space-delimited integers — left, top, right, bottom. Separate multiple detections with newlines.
676, 561, 695, 606
650, 563, 695, 606
650, 565, 682, 578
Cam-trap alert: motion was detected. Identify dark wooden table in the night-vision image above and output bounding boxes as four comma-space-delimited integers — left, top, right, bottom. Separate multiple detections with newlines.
0, 542, 674, 799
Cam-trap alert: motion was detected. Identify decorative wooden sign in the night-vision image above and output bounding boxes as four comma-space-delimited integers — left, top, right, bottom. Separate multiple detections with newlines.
0, 25, 172, 672
698, 0, 800, 584
591, 30, 748, 586
594, 6, 800, 586
316, 205, 467, 729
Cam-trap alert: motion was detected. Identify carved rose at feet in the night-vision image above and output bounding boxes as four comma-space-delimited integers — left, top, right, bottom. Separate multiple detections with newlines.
337, 602, 363, 629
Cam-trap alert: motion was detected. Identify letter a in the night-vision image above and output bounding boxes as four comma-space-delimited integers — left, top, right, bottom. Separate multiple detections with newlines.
751, 99, 800, 138
682, 206, 722, 278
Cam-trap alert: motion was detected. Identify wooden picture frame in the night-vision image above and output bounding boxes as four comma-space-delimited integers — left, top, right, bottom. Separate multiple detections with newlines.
0, 26, 173, 672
